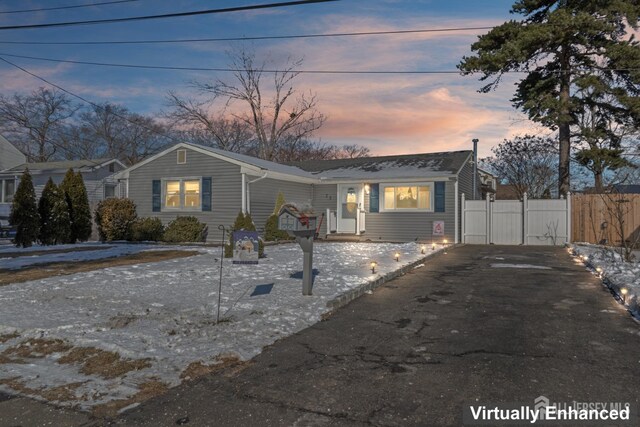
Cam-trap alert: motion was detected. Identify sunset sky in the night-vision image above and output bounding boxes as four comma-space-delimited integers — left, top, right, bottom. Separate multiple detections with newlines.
0, 0, 551, 157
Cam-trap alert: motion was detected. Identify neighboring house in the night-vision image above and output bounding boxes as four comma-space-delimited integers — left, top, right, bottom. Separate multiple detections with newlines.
0, 135, 26, 172
478, 168, 497, 198
0, 136, 26, 210
116, 142, 480, 243
0, 159, 126, 219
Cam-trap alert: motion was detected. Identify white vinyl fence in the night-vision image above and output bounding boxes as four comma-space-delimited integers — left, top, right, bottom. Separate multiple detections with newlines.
462, 194, 571, 245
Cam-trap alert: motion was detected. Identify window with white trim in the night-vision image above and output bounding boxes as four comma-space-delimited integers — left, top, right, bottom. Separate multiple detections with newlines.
0, 179, 15, 203
163, 178, 201, 210
380, 183, 433, 211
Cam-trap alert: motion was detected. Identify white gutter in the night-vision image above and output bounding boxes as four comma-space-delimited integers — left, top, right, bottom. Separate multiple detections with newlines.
246, 171, 269, 214
454, 179, 459, 244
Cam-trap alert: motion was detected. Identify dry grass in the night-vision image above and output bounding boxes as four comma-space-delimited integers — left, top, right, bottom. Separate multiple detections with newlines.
91, 380, 169, 418
0, 331, 19, 343
0, 249, 200, 286
180, 354, 251, 381
0, 246, 112, 259
58, 347, 151, 379
2, 338, 72, 358
0, 377, 85, 402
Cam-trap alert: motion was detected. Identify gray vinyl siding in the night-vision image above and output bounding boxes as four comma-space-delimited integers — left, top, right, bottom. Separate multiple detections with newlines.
128, 147, 242, 242
457, 159, 478, 201
362, 180, 455, 242
311, 184, 338, 237
248, 177, 312, 231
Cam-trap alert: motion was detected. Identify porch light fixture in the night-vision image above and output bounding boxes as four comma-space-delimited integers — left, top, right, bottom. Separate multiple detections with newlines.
421, 245, 426, 254
394, 252, 400, 262
370, 261, 377, 274
621, 287, 628, 303
364, 184, 370, 194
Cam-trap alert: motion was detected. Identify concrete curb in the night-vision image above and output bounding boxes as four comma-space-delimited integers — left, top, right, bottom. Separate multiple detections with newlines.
325, 248, 447, 312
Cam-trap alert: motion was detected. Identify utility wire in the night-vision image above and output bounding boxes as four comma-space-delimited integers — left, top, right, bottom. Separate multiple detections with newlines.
0, 0, 338, 31
0, 25, 496, 45
0, 0, 142, 15
1, 52, 636, 74
0, 56, 181, 151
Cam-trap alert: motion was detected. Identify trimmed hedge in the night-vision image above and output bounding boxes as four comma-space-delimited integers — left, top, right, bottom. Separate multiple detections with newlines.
94, 198, 137, 242
130, 217, 165, 242
163, 216, 207, 243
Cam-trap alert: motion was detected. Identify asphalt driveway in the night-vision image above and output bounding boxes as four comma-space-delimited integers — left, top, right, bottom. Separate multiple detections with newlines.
2, 245, 640, 426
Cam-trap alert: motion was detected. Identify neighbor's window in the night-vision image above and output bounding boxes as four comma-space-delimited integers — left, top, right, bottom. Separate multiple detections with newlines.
381, 184, 432, 211
1, 179, 15, 203
104, 185, 116, 199
163, 178, 201, 210
177, 149, 187, 164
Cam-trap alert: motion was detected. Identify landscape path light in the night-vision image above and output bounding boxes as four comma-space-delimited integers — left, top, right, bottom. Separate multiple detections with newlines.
370, 261, 377, 274
621, 287, 628, 304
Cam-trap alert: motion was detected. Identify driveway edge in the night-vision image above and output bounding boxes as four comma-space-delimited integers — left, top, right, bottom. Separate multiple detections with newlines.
325, 248, 448, 312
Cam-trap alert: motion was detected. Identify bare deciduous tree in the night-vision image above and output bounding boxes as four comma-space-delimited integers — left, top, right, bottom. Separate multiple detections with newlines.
67, 103, 168, 165
194, 48, 326, 161
481, 135, 557, 199
0, 88, 78, 162
165, 92, 255, 153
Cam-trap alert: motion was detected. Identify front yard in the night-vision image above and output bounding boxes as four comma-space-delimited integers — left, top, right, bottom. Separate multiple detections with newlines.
0, 241, 444, 415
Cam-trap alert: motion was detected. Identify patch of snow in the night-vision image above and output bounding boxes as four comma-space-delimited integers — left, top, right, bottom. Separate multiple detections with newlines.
490, 263, 552, 270
569, 244, 640, 318
0, 243, 175, 270
0, 241, 447, 410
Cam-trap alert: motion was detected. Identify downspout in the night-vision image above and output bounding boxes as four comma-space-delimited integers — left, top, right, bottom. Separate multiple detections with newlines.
472, 138, 478, 200
454, 179, 459, 244
241, 173, 247, 213
246, 171, 269, 214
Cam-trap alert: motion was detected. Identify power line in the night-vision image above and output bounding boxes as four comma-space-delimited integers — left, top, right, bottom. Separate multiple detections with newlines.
0, 56, 180, 150
0, 52, 468, 74
0, 0, 338, 31
1, 52, 636, 75
0, 0, 142, 15
0, 25, 495, 45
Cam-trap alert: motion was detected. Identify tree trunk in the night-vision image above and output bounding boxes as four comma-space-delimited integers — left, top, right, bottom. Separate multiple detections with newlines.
558, 48, 571, 197
594, 170, 604, 193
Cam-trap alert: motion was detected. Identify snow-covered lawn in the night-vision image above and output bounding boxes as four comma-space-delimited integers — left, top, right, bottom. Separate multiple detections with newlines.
569, 243, 640, 318
0, 243, 165, 270
0, 241, 444, 413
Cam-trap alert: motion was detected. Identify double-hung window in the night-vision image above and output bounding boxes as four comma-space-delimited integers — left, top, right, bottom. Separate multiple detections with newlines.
163, 178, 201, 210
381, 183, 433, 211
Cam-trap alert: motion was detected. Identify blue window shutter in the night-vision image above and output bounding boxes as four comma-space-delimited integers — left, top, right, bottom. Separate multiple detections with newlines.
369, 183, 379, 213
152, 180, 161, 212
435, 182, 445, 212
202, 177, 212, 211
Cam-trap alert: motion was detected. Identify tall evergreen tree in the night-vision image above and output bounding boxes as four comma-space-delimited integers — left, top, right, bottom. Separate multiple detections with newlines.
72, 171, 93, 241
38, 178, 71, 245
9, 169, 40, 248
59, 169, 92, 243
458, 1, 640, 196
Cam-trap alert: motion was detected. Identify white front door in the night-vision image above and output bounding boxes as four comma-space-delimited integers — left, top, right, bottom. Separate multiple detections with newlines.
337, 184, 362, 233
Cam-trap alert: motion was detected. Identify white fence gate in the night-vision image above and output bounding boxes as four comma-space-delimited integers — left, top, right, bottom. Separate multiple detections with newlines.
461, 194, 571, 245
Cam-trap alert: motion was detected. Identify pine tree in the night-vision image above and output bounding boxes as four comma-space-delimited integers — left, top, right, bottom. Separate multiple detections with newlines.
71, 171, 92, 241
458, 1, 640, 196
60, 169, 92, 243
38, 178, 71, 245
9, 169, 40, 248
